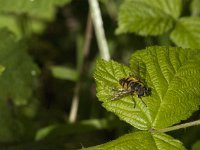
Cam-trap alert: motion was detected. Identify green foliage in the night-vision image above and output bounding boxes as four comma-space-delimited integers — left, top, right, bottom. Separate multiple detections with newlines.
0, 28, 39, 142
0, 0, 71, 36
170, 17, 200, 49
51, 66, 78, 81
93, 46, 200, 149
116, 0, 181, 35
35, 119, 113, 141
190, 0, 200, 16
86, 131, 185, 150
0, 0, 71, 19
94, 59, 150, 130
117, 0, 200, 49
0, 1, 199, 149
192, 140, 200, 150
0, 28, 39, 105
94, 46, 200, 130
0, 65, 5, 75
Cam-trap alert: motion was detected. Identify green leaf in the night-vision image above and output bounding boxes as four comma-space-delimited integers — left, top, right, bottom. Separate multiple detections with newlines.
0, 14, 22, 37
94, 59, 151, 130
0, 28, 39, 105
0, 100, 21, 142
50, 66, 78, 81
0, 65, 5, 75
192, 140, 200, 150
190, 0, 200, 16
0, 0, 71, 20
85, 131, 186, 150
94, 46, 200, 130
0, 14, 46, 37
170, 17, 200, 49
0, 29, 38, 142
35, 119, 114, 141
130, 46, 200, 129
0, 28, 39, 142
0, 0, 71, 36
116, 0, 182, 36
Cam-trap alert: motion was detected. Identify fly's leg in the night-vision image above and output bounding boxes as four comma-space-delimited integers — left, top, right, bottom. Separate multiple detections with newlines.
130, 91, 137, 108
131, 95, 136, 108
138, 96, 147, 107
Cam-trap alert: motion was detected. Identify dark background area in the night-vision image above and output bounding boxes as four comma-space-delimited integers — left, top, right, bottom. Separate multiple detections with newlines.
0, 0, 200, 149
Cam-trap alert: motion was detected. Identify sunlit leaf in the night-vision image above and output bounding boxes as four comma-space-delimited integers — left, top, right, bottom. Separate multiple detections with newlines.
130, 46, 200, 129
85, 131, 186, 150
94, 46, 200, 130
170, 17, 200, 49
116, 0, 182, 35
94, 59, 151, 130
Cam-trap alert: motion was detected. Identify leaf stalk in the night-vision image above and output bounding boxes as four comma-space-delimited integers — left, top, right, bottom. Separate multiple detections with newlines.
154, 119, 200, 133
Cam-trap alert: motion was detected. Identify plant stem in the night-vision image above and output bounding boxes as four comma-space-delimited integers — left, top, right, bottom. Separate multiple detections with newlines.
69, 13, 93, 123
69, 84, 80, 123
88, 0, 110, 60
155, 119, 200, 133
83, 14, 93, 59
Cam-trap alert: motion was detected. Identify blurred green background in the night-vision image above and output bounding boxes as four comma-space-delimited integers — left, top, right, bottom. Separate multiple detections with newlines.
0, 0, 200, 149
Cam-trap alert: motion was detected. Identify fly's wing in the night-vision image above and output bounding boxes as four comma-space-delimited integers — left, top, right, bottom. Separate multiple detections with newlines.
111, 89, 132, 100
131, 60, 147, 81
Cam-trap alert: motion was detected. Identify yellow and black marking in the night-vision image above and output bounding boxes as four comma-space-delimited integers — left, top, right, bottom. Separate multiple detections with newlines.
111, 75, 151, 107
119, 76, 141, 91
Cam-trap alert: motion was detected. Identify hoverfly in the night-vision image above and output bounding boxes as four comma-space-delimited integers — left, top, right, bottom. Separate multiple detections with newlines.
111, 75, 151, 107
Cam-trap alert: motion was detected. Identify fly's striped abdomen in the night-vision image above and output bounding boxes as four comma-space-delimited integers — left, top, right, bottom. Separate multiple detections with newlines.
119, 76, 142, 91
122, 77, 134, 90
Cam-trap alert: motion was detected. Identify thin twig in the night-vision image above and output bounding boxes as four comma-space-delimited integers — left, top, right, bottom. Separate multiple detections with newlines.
83, 14, 93, 58
68, 13, 93, 123
69, 84, 80, 123
88, 0, 110, 60
154, 119, 200, 133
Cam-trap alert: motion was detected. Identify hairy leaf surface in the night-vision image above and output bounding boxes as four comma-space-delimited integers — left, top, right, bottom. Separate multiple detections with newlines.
94, 46, 200, 130
130, 46, 200, 129
86, 131, 185, 150
170, 17, 200, 49
117, 0, 181, 35
94, 59, 151, 130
